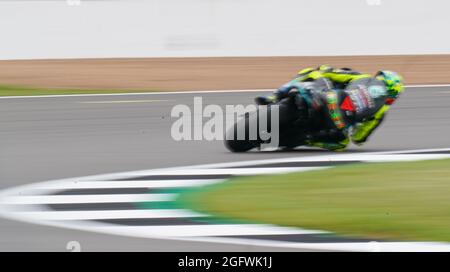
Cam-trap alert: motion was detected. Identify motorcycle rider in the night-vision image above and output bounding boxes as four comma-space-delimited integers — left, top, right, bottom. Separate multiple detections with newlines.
255, 65, 404, 151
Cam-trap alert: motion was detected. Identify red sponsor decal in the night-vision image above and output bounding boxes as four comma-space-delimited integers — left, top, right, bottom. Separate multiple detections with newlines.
340, 96, 356, 112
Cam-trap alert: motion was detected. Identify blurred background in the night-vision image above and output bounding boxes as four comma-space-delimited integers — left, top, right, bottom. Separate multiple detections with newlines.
0, 0, 449, 60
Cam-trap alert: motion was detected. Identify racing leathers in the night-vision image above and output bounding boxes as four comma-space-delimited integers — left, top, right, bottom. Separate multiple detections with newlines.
260, 66, 394, 151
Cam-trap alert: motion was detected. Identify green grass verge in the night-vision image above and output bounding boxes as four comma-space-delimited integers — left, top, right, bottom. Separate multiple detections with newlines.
0, 85, 160, 97
178, 159, 450, 242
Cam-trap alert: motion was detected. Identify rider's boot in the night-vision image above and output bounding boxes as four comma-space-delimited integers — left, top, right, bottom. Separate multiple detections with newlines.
304, 138, 349, 152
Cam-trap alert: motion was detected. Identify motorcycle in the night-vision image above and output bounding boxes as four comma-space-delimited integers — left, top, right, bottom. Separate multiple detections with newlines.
225, 83, 330, 152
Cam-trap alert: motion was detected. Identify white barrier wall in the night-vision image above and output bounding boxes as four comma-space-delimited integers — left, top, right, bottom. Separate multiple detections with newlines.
0, 0, 449, 59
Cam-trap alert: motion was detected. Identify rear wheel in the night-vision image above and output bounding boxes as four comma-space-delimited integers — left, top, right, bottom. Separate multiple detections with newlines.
224, 112, 261, 152
224, 99, 306, 152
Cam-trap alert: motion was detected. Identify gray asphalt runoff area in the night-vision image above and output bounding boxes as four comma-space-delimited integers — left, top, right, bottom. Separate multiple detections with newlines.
0, 86, 449, 251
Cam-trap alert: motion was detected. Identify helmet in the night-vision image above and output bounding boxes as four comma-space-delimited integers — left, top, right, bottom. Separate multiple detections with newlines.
375, 70, 404, 99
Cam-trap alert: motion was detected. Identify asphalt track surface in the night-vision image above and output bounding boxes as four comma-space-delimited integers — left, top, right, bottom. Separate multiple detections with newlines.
0, 86, 449, 251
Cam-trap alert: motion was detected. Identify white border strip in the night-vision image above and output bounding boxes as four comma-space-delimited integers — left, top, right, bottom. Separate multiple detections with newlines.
0, 89, 272, 99
1, 84, 450, 99
405, 84, 450, 88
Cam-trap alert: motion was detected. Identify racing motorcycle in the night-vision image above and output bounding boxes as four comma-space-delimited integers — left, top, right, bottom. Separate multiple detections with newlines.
224, 81, 334, 152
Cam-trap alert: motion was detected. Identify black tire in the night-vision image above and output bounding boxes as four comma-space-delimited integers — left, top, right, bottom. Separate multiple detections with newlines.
224, 112, 260, 152
224, 99, 307, 152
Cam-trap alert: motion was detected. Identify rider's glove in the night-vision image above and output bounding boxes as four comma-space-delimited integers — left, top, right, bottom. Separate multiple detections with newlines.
255, 95, 277, 105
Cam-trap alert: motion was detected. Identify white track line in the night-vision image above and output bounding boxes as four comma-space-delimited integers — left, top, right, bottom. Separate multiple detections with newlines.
187, 237, 450, 252
293, 242, 450, 252
136, 167, 324, 176
93, 224, 325, 237
9, 209, 206, 221
33, 179, 223, 190
79, 99, 171, 104
0, 194, 176, 205
406, 84, 450, 88
177, 153, 450, 171
0, 89, 272, 99
1, 84, 449, 99
80, 167, 325, 179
